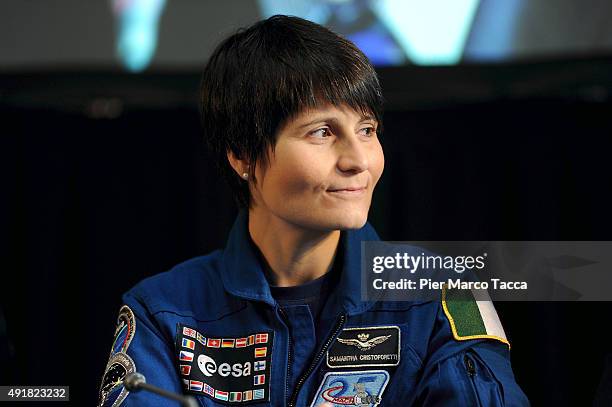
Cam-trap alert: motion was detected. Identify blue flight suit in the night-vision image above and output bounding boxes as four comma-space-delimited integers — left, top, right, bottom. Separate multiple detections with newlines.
98, 209, 530, 406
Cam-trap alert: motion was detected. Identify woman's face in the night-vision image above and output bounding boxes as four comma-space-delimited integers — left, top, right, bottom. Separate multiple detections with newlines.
249, 102, 385, 232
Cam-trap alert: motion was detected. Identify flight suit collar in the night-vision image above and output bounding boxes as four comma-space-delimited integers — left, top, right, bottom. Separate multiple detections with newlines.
221, 209, 381, 316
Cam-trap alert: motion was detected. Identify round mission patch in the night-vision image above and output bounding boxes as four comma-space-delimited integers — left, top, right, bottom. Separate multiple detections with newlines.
98, 351, 136, 407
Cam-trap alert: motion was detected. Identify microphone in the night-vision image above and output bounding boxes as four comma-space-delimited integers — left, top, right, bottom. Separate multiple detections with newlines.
124, 372, 199, 407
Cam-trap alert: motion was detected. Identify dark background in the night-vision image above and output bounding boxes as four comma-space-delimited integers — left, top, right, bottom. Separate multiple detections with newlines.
2, 57, 612, 406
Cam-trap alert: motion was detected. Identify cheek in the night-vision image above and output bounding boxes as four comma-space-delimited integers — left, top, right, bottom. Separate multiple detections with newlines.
265, 151, 327, 198
370, 142, 385, 185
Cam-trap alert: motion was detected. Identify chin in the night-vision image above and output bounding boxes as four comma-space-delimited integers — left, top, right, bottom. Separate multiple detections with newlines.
282, 204, 370, 232
326, 209, 369, 230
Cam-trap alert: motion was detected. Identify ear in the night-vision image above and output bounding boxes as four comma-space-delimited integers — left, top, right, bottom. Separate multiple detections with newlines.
226, 150, 249, 178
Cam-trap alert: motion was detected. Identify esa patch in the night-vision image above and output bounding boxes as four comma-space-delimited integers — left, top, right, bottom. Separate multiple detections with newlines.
110, 305, 136, 356
327, 326, 400, 368
310, 370, 389, 407
175, 324, 273, 404
98, 352, 136, 407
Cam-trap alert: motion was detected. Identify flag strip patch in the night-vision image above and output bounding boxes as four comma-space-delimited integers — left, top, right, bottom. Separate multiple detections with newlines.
441, 285, 510, 348
175, 324, 273, 404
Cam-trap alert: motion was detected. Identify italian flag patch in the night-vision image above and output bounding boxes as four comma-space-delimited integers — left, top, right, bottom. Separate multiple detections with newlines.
442, 286, 510, 349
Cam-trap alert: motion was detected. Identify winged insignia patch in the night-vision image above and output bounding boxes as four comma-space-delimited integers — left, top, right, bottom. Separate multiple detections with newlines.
327, 326, 400, 368
337, 334, 392, 351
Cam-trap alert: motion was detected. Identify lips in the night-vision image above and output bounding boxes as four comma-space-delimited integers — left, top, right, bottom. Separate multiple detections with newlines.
327, 186, 366, 192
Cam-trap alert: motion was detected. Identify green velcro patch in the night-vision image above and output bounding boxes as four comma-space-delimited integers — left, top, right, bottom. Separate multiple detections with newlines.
442, 286, 510, 349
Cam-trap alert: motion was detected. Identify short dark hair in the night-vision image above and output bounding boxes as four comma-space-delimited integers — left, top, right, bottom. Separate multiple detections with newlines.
200, 14, 384, 209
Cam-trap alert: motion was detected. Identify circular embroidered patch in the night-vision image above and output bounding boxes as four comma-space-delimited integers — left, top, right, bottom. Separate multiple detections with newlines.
110, 305, 136, 356
98, 352, 136, 407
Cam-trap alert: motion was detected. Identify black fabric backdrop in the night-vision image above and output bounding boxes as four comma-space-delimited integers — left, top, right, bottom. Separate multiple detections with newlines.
1, 61, 612, 406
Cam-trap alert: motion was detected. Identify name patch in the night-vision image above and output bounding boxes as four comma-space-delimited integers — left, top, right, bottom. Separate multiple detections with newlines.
175, 324, 272, 404
327, 326, 400, 368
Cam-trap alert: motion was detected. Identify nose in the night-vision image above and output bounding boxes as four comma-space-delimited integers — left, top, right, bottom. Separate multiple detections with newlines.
336, 134, 369, 174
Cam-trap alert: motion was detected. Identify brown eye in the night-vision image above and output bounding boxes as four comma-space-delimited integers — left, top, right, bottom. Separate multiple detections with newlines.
360, 127, 376, 137
310, 128, 330, 138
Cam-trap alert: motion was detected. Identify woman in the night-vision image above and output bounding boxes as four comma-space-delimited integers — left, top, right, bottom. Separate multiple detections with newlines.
99, 15, 529, 407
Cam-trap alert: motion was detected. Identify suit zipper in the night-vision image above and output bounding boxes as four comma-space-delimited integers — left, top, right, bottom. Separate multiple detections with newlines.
278, 307, 293, 406
464, 352, 483, 407
287, 313, 347, 407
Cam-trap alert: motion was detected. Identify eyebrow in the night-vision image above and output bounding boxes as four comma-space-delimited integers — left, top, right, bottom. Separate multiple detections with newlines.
296, 114, 377, 129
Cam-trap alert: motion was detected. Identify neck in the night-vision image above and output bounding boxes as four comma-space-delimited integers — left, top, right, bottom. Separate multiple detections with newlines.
248, 208, 340, 287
